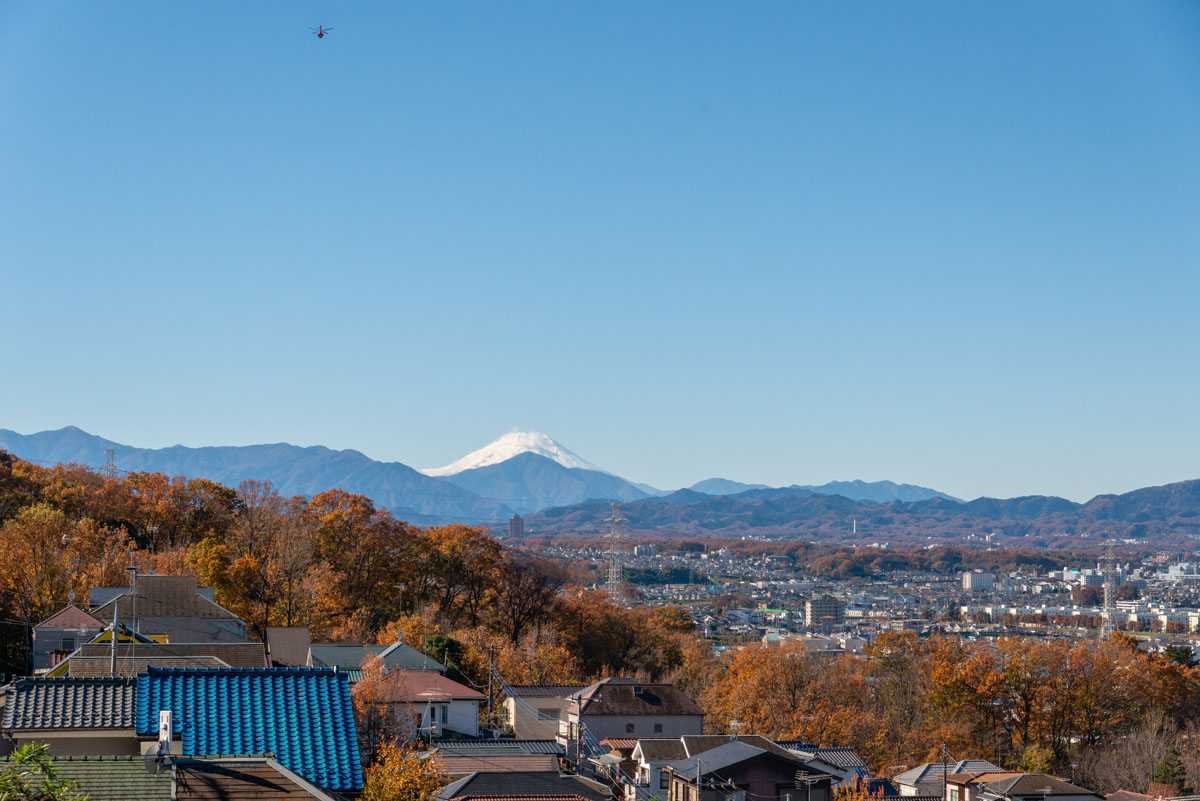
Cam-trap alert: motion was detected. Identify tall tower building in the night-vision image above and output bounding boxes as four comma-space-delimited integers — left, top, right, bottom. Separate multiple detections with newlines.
508, 514, 525, 538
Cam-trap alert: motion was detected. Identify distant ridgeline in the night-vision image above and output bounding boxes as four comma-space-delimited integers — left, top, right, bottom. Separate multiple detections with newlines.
2, 426, 1198, 548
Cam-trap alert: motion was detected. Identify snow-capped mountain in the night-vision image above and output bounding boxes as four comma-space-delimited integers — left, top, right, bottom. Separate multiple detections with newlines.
421, 431, 604, 477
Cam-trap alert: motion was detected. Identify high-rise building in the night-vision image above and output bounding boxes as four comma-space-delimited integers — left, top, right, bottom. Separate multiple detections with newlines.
508, 515, 524, 538
962, 571, 995, 591
805, 596, 844, 628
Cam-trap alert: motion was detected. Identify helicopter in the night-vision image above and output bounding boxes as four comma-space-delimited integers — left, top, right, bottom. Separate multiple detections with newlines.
309, 24, 333, 39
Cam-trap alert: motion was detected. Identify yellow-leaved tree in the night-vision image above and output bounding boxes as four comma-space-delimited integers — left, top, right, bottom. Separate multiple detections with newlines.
362, 740, 447, 801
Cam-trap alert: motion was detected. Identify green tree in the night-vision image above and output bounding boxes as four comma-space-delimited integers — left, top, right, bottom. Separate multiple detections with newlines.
1153, 746, 1190, 795
1163, 645, 1198, 668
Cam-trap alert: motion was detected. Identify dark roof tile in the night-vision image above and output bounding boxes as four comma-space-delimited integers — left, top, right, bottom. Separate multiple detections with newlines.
2, 676, 136, 730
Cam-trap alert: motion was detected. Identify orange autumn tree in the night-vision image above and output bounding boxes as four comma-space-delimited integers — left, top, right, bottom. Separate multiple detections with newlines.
362, 740, 447, 801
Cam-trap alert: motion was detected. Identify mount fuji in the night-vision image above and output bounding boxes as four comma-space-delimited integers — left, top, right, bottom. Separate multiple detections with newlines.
423, 432, 653, 515
420, 431, 604, 476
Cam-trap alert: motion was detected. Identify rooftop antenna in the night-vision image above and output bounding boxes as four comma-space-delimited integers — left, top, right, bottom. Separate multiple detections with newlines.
602, 503, 627, 604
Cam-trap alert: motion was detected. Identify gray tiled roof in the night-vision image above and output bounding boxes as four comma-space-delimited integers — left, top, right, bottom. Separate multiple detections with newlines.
309, 642, 446, 672
1, 676, 136, 730
0, 755, 171, 801
438, 771, 610, 801
896, 761, 1002, 785
430, 740, 565, 756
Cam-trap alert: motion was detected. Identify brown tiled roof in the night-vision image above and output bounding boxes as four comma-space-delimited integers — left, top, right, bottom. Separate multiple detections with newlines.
69, 656, 229, 676
679, 735, 797, 760
949, 773, 1099, 799
175, 758, 338, 800
600, 738, 638, 752
508, 685, 586, 698
91, 576, 237, 620
438, 756, 561, 775
1107, 792, 1154, 801
75, 642, 266, 668
575, 679, 704, 717
388, 670, 486, 701
36, 605, 104, 629
634, 739, 688, 762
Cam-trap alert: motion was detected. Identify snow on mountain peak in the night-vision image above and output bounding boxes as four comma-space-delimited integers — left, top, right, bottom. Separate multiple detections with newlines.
420, 431, 604, 477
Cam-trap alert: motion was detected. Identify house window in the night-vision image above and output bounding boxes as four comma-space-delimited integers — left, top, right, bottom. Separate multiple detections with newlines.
626, 723, 635, 733
537, 708, 560, 721
442, 706, 449, 723
654, 723, 663, 733
660, 773, 670, 791
61, 638, 75, 651
949, 788, 958, 801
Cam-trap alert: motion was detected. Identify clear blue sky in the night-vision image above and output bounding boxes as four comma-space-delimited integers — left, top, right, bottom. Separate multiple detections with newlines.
2, 1, 1199, 502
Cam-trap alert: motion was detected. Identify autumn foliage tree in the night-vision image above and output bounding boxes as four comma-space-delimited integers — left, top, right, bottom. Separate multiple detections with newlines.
362, 740, 446, 801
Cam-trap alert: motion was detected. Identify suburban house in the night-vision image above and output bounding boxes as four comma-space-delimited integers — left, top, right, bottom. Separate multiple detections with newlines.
895, 761, 1003, 797
559, 678, 705, 760
309, 639, 446, 683
504, 684, 585, 739
136, 666, 363, 794
1, 676, 138, 756
31, 605, 104, 671
778, 741, 871, 786
89, 574, 248, 643
663, 740, 835, 801
945, 773, 1102, 801
630, 738, 688, 798
359, 669, 486, 739
46, 638, 267, 677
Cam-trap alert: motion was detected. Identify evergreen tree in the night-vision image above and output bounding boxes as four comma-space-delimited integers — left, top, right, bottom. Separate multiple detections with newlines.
1153, 746, 1190, 795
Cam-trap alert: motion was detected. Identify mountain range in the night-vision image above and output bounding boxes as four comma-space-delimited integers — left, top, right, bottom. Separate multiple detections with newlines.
0, 427, 954, 523
5, 426, 1194, 547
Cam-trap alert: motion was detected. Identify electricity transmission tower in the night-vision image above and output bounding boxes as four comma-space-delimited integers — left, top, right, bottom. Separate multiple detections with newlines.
1100, 531, 1118, 639
602, 502, 627, 603
99, 449, 124, 479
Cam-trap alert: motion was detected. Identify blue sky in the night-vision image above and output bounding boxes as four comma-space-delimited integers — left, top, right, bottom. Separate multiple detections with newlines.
2, 1, 1199, 502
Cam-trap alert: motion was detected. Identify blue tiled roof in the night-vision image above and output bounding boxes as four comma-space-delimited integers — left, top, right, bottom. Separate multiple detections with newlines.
135, 666, 362, 791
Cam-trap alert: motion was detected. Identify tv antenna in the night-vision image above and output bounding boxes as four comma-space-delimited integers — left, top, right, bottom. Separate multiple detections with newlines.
602, 503, 627, 604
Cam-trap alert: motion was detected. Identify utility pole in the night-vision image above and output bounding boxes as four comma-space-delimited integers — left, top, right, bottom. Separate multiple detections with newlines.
942, 744, 949, 801
126, 563, 138, 636
110, 601, 119, 676
487, 644, 494, 732
22, 589, 31, 676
